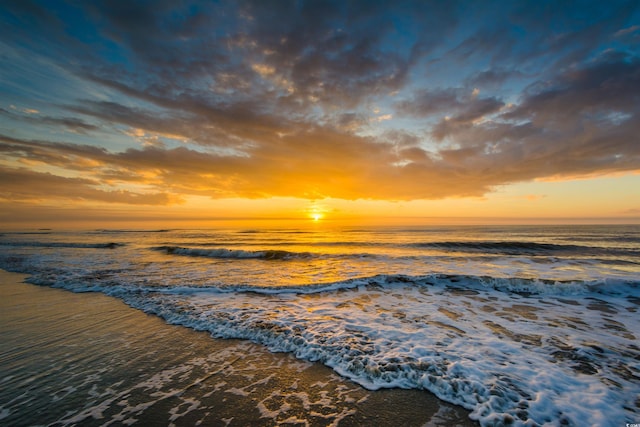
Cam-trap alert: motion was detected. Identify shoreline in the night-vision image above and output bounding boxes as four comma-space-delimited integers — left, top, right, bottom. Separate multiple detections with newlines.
0, 269, 477, 426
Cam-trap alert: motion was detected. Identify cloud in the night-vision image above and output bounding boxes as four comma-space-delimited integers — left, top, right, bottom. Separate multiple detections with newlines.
421, 52, 640, 180
70, 0, 417, 116
372, 114, 393, 122
2, 51, 638, 204
464, 68, 526, 90
395, 88, 463, 118
431, 96, 505, 141
10, 105, 39, 114
614, 25, 640, 37
395, 87, 505, 140
0, 129, 489, 202
0, 166, 174, 205
0, 0, 638, 211
0, 107, 99, 133
622, 208, 640, 215
507, 52, 640, 124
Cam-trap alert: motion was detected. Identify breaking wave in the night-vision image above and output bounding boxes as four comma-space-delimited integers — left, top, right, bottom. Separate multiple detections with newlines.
145, 273, 639, 299
152, 246, 313, 260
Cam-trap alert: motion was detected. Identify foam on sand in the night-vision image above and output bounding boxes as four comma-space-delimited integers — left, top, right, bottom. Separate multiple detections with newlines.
0, 270, 475, 426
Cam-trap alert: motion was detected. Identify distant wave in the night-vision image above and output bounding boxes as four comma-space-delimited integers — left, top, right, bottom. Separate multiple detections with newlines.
610, 236, 640, 244
569, 235, 640, 244
0, 241, 125, 249
94, 229, 172, 234
237, 229, 314, 234
409, 240, 639, 256
2, 231, 53, 235
411, 240, 581, 252
152, 245, 314, 260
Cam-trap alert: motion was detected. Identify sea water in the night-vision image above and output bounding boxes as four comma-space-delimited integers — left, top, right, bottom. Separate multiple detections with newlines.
0, 225, 638, 426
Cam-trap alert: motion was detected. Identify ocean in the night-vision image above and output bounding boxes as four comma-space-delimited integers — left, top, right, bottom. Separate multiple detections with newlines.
0, 224, 638, 426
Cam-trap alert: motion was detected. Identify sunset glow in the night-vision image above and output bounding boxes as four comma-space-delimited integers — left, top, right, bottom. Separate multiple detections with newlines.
0, 1, 639, 228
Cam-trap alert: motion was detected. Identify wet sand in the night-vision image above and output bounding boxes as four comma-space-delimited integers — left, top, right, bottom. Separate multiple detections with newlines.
0, 270, 476, 426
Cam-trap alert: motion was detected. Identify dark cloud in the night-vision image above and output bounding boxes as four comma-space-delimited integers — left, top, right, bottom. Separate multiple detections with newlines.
396, 88, 505, 140
464, 68, 526, 90
425, 52, 640, 182
430, 95, 505, 141
395, 88, 463, 118
508, 51, 640, 124
62, 0, 418, 116
0, 108, 99, 133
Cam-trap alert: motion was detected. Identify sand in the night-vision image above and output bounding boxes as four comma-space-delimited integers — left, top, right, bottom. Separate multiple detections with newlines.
0, 269, 476, 426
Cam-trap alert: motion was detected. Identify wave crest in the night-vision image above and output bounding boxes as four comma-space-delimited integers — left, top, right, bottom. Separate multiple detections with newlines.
146, 273, 638, 298
152, 246, 313, 260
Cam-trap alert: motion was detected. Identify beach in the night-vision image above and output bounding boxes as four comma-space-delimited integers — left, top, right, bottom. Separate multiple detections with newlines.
2, 0, 639, 424
0, 269, 476, 426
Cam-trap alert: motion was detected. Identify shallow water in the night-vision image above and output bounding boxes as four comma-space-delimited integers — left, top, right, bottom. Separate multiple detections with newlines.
1, 225, 638, 426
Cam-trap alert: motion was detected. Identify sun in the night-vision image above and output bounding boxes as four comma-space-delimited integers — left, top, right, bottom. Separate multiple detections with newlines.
306, 202, 326, 222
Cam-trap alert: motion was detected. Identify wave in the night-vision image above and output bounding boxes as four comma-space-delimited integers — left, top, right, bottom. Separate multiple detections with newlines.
151, 240, 639, 262
409, 240, 639, 256
152, 246, 313, 260
154, 239, 640, 260
2, 231, 53, 235
0, 241, 125, 249
4, 266, 637, 426
12, 259, 635, 298
611, 236, 640, 243
114, 274, 638, 427
568, 234, 640, 244
411, 240, 581, 253
237, 229, 314, 234
141, 273, 639, 298
94, 229, 172, 233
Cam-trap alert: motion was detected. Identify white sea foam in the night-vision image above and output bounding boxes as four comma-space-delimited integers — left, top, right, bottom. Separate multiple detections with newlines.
113, 277, 639, 427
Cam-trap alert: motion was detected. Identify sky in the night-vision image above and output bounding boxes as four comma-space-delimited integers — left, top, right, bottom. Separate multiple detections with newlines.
1, 0, 639, 228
